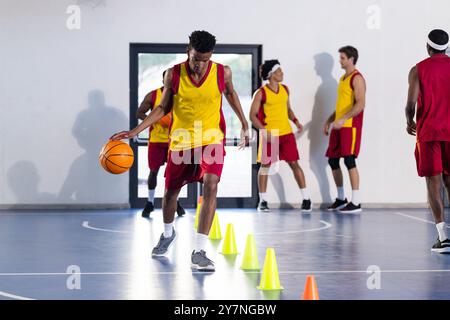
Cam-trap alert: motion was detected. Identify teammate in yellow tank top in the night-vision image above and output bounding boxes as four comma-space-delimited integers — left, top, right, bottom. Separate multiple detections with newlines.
136, 71, 185, 218
112, 31, 249, 271
249, 60, 312, 212
324, 46, 366, 213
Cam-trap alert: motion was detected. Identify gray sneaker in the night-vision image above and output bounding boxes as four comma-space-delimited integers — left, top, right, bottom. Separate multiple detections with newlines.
191, 250, 215, 271
152, 228, 176, 257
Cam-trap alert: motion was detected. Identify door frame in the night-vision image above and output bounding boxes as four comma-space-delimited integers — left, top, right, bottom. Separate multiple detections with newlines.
129, 43, 262, 209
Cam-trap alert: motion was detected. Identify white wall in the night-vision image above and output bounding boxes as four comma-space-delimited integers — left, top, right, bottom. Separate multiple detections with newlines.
1, 0, 449, 207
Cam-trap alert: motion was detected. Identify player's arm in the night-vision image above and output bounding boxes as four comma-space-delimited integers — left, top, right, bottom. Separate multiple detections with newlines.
223, 66, 250, 148
287, 99, 302, 132
249, 89, 273, 141
323, 112, 336, 136
249, 89, 265, 130
111, 69, 174, 140
339, 75, 366, 123
405, 66, 419, 136
136, 92, 153, 120
326, 112, 336, 124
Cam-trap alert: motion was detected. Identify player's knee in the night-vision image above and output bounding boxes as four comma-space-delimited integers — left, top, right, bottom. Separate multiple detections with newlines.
328, 158, 340, 170
344, 156, 357, 170
148, 171, 158, 188
287, 161, 299, 169
203, 176, 219, 193
164, 188, 179, 201
259, 165, 270, 175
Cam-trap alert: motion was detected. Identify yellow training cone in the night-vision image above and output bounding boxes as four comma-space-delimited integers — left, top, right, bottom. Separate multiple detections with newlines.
257, 248, 283, 290
240, 234, 260, 270
194, 196, 203, 230
221, 223, 238, 255
208, 212, 222, 240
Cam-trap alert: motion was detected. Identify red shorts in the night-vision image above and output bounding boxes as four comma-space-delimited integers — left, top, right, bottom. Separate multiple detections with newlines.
148, 142, 169, 171
415, 141, 450, 177
258, 133, 300, 165
326, 127, 362, 158
164, 144, 225, 190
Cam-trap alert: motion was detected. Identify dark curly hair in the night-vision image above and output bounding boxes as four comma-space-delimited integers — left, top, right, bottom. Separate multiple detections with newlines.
260, 59, 280, 80
428, 29, 449, 54
188, 30, 216, 53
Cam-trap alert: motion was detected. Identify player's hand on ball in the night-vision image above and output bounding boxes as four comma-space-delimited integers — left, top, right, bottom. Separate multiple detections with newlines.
110, 131, 134, 140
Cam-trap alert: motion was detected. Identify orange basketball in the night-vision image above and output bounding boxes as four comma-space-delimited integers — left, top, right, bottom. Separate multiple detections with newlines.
158, 113, 172, 128
99, 140, 134, 174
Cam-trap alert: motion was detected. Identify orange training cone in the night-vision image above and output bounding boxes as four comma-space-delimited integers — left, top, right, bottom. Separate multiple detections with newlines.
302, 275, 319, 300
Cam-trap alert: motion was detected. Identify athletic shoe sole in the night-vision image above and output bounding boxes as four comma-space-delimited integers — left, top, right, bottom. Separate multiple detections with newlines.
301, 207, 313, 213
431, 247, 450, 253
151, 233, 176, 257
338, 208, 362, 214
191, 264, 216, 271
257, 208, 270, 212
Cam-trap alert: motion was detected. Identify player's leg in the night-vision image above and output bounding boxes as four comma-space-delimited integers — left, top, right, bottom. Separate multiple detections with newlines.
142, 168, 159, 218
280, 133, 312, 212
337, 128, 362, 213
427, 174, 450, 252
339, 156, 362, 213
151, 187, 181, 257
326, 129, 348, 210
417, 141, 450, 252
327, 157, 348, 210
287, 161, 312, 212
191, 173, 219, 271
257, 164, 270, 211
257, 134, 272, 211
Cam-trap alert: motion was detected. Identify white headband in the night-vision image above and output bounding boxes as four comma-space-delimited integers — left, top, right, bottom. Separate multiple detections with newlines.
427, 38, 448, 51
266, 64, 281, 79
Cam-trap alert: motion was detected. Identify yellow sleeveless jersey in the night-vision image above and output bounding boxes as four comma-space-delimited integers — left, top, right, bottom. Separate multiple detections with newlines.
169, 61, 226, 151
257, 84, 292, 136
335, 70, 363, 128
148, 87, 171, 143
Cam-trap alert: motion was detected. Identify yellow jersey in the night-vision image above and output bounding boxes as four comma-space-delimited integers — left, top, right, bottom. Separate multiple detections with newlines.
257, 83, 292, 136
169, 61, 226, 151
148, 87, 171, 143
335, 70, 364, 128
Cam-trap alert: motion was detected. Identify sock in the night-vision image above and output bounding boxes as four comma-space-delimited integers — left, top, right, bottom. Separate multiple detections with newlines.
337, 187, 345, 201
194, 233, 209, 252
148, 189, 155, 203
436, 222, 448, 242
259, 192, 266, 203
351, 190, 361, 206
164, 222, 173, 238
300, 188, 310, 201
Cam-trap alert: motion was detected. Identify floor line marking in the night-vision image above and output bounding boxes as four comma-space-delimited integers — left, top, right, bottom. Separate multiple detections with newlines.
1, 268, 449, 276
394, 212, 450, 228
254, 220, 332, 235
0, 290, 34, 300
82, 221, 129, 234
